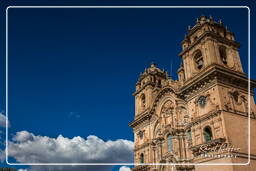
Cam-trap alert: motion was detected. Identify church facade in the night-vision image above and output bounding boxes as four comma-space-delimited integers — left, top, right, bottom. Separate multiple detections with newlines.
129, 16, 256, 171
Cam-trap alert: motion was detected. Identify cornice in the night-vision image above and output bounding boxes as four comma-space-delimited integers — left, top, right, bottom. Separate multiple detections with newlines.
134, 63, 254, 99
223, 110, 256, 119
185, 109, 256, 131
129, 65, 256, 129
134, 141, 150, 151
129, 111, 151, 128
185, 110, 221, 129
179, 64, 255, 99
133, 82, 155, 96
179, 31, 240, 57
137, 71, 167, 83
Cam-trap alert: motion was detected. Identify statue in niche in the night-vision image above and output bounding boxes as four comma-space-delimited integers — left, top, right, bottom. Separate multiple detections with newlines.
223, 91, 233, 111
231, 91, 239, 102
176, 106, 189, 125
241, 95, 248, 113
229, 90, 242, 105
161, 101, 175, 125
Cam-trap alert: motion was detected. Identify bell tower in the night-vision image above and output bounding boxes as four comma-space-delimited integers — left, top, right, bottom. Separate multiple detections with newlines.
132, 63, 169, 166
134, 63, 168, 117
178, 16, 256, 170
179, 16, 243, 81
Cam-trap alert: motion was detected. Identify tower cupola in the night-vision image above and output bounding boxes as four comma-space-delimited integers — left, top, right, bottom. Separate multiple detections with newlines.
135, 63, 167, 91
134, 63, 168, 116
179, 16, 243, 81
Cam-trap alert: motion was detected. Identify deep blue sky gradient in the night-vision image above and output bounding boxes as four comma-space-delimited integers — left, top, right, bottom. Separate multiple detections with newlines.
6, 7, 250, 141
0, 0, 256, 170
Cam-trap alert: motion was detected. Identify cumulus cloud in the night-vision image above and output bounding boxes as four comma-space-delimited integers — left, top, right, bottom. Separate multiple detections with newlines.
25, 165, 114, 171
7, 131, 134, 171
119, 166, 132, 171
12, 131, 34, 142
20, 165, 133, 171
0, 113, 9, 128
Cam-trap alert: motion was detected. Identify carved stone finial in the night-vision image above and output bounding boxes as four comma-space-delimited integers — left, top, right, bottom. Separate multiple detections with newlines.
150, 62, 156, 68
209, 15, 214, 24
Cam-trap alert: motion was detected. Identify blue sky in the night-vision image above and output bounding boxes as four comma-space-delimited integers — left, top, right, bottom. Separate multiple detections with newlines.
4, 7, 252, 141
0, 0, 256, 171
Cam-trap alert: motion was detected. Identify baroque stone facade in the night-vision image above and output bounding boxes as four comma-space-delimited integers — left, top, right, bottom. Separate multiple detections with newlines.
129, 16, 256, 171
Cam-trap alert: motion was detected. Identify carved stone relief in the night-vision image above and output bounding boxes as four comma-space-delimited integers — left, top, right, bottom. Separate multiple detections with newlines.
228, 89, 248, 113
161, 100, 175, 126
194, 92, 219, 116
161, 100, 174, 116
176, 106, 190, 125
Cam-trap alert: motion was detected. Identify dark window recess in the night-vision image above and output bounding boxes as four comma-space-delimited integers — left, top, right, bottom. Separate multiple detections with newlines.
203, 127, 213, 143
194, 50, 204, 70
140, 153, 144, 163
219, 46, 228, 65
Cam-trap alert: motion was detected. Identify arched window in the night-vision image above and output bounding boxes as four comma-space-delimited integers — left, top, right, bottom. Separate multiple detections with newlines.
194, 50, 204, 70
187, 130, 192, 141
219, 46, 227, 65
157, 80, 162, 88
167, 134, 172, 152
203, 126, 213, 143
141, 94, 146, 108
187, 130, 192, 146
193, 36, 198, 42
140, 153, 144, 163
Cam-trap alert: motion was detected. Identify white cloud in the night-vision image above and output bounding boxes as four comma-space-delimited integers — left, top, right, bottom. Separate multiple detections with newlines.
0, 113, 10, 128
26, 165, 116, 171
7, 131, 134, 171
119, 166, 132, 171
12, 131, 34, 142
18, 169, 28, 171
